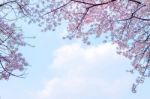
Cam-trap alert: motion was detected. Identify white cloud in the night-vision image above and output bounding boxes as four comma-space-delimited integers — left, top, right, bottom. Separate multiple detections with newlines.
35, 43, 132, 99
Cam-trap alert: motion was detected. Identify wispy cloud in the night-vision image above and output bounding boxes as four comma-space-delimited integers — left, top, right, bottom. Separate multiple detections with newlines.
35, 43, 132, 99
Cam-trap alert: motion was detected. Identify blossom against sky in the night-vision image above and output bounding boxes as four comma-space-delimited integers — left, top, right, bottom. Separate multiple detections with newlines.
0, 22, 150, 99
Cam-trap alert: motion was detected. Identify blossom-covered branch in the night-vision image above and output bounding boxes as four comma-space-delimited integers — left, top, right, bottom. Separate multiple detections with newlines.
0, 0, 32, 80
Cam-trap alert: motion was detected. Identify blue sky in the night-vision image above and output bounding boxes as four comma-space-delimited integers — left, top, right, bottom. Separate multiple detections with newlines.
0, 21, 150, 99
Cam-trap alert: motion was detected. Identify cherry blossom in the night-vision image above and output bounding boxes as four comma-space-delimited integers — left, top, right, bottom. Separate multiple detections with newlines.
0, 0, 32, 80
37, 0, 150, 92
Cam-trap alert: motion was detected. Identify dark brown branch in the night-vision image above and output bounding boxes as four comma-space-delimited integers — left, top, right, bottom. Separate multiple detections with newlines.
129, 0, 142, 4
71, 0, 116, 7
0, 0, 16, 7
134, 16, 150, 21
0, 59, 25, 78
43, 1, 72, 15
117, 4, 148, 21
